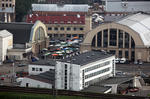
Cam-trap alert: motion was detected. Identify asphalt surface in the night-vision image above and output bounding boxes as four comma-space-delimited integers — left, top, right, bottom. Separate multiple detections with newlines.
116, 63, 150, 76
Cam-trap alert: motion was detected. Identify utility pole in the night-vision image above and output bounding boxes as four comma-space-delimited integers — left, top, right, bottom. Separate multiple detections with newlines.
12, 62, 15, 86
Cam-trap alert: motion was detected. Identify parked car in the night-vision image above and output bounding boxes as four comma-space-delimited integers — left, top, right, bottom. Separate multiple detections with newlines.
115, 58, 120, 63
17, 63, 27, 67
120, 58, 126, 64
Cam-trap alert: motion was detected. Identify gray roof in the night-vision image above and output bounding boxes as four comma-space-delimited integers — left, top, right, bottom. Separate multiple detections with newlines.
30, 59, 56, 66
94, 77, 133, 86
106, 1, 150, 12
27, 70, 55, 84
82, 86, 111, 93
32, 4, 89, 12
60, 50, 113, 66
0, 22, 33, 44
117, 13, 150, 46
0, 30, 12, 38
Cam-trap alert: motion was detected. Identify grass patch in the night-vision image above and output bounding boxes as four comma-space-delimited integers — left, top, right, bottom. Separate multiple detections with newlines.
0, 92, 91, 99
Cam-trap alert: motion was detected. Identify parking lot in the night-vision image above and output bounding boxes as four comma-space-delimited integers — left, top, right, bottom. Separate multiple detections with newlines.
0, 62, 28, 86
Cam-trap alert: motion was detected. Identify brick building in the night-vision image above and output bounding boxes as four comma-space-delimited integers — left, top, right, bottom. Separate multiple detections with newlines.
27, 4, 92, 41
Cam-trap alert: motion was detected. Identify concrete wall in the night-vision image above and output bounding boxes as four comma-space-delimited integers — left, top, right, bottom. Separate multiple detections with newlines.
28, 64, 54, 75
0, 35, 13, 61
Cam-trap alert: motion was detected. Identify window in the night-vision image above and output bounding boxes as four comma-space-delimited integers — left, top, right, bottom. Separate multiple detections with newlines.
92, 36, 96, 47
125, 32, 129, 48
73, 27, 77, 31
119, 30, 123, 48
119, 51, 122, 58
60, 27, 64, 30
39, 68, 43, 71
109, 50, 116, 55
85, 68, 110, 79
97, 31, 102, 47
9, 3, 12, 7
109, 29, 117, 46
6, 4, 8, 7
48, 27, 52, 30
2, 3, 4, 7
54, 27, 58, 31
125, 51, 128, 59
80, 27, 84, 31
32, 68, 35, 71
67, 34, 71, 38
103, 29, 108, 47
67, 27, 71, 31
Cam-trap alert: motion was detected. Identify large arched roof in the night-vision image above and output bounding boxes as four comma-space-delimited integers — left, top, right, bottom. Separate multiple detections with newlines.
83, 13, 150, 47
117, 13, 150, 46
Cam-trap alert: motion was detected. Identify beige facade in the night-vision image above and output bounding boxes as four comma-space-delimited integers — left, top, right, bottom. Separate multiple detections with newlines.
81, 22, 150, 62
0, 0, 15, 22
47, 16, 92, 39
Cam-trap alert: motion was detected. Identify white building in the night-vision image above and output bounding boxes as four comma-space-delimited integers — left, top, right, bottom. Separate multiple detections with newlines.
20, 51, 115, 91
56, 50, 115, 91
0, 30, 13, 62
28, 60, 55, 75
20, 71, 54, 88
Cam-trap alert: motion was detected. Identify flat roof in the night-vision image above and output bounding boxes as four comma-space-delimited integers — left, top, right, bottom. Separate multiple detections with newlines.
94, 77, 133, 86
27, 70, 55, 84
82, 86, 111, 93
30, 59, 56, 66
60, 50, 113, 66
32, 4, 89, 12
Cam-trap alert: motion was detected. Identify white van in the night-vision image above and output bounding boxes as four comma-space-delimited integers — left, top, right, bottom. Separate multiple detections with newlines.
120, 58, 126, 63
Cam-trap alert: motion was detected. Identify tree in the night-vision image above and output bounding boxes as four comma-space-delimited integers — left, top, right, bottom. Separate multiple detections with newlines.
15, 0, 37, 22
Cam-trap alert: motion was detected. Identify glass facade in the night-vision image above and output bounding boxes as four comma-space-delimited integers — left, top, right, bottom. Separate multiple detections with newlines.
91, 29, 135, 61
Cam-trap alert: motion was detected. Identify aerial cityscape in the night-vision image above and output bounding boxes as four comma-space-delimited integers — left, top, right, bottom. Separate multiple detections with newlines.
0, 0, 150, 99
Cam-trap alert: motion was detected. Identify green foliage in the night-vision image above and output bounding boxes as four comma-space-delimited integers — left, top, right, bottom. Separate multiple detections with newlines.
15, 0, 38, 22
0, 92, 91, 99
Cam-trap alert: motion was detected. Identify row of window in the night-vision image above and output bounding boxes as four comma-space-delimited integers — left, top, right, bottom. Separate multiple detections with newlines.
2, 0, 12, 2
92, 29, 135, 48
1, 3, 12, 8
48, 34, 84, 38
84, 61, 110, 73
48, 27, 84, 31
85, 68, 110, 79
32, 67, 43, 72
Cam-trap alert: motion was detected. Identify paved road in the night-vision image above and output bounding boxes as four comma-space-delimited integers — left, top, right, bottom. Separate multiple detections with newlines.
116, 63, 150, 76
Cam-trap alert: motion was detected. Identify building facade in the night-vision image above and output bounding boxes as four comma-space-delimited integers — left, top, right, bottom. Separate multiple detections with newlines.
81, 13, 150, 62
0, 30, 13, 61
27, 4, 92, 40
28, 60, 55, 75
0, 21, 49, 60
56, 51, 115, 91
0, 0, 15, 22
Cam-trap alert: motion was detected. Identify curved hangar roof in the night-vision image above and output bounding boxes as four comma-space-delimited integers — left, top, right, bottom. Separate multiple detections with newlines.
117, 13, 150, 46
